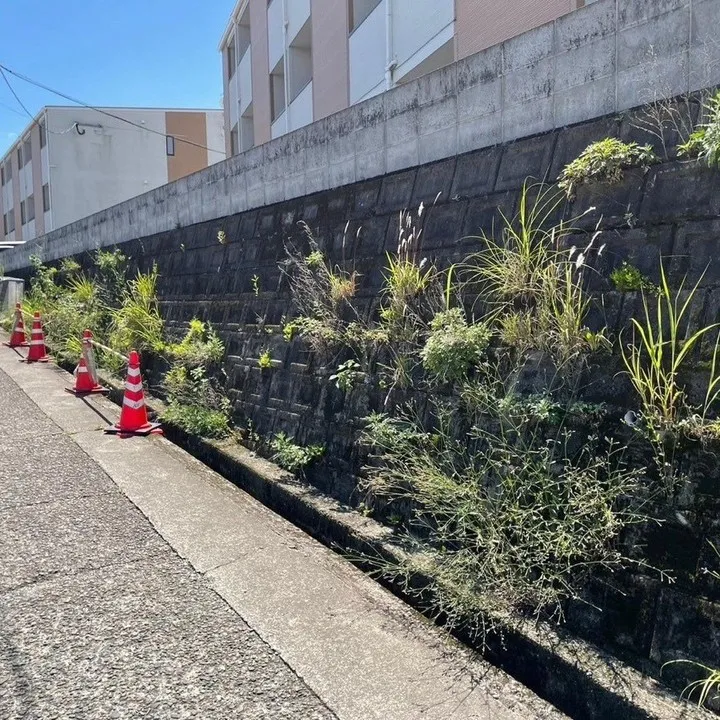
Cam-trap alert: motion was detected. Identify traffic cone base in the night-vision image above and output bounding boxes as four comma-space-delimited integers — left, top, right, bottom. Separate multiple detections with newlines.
104, 421, 162, 436
4, 342, 30, 347
66, 385, 109, 396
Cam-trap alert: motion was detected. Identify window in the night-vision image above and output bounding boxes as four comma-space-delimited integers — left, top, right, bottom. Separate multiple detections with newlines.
42, 184, 50, 212
23, 139, 31, 165
27, 194, 35, 222
39, 122, 47, 148
7, 208, 15, 233
166, 135, 175, 156
226, 36, 236, 79
3, 161, 11, 183
2, 213, 6, 236
16, 147, 22, 168
0, 165, 3, 186
288, 19, 312, 102
20, 200, 26, 225
270, 57, 286, 121
230, 124, 239, 156
349, 0, 381, 32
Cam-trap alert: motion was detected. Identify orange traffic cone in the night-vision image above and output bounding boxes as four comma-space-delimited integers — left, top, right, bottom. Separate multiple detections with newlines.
4, 303, 29, 347
66, 330, 108, 396
105, 350, 161, 436
23, 312, 50, 363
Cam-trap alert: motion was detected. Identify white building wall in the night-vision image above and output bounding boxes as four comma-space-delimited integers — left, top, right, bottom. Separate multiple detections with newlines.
238, 48, 253, 115
205, 112, 227, 166
46, 107, 169, 230
349, 1, 387, 104
267, 0, 284, 69
392, 0, 454, 80
288, 81, 313, 132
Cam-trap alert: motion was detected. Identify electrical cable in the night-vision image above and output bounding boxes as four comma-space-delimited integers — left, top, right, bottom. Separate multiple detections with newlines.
0, 65, 81, 136
0, 62, 225, 155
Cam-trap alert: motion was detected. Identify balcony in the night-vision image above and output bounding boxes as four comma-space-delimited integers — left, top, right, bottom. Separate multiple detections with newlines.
238, 46, 253, 115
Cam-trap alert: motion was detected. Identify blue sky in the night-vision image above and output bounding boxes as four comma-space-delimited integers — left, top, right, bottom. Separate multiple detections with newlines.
0, 0, 236, 155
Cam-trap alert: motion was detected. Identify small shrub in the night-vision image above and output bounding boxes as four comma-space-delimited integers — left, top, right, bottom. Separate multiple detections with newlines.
167, 319, 224, 367
163, 402, 230, 438
282, 322, 297, 342
421, 309, 491, 384
109, 265, 165, 354
270, 432, 324, 473
59, 258, 81, 277
677, 91, 720, 167
610, 262, 657, 293
330, 359, 363, 392
559, 138, 658, 199
258, 350, 273, 368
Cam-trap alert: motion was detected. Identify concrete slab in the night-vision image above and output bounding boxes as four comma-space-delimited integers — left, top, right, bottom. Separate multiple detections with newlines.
1, 557, 335, 720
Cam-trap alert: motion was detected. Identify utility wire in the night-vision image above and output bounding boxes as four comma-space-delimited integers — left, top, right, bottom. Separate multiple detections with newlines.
0, 62, 225, 155
0, 65, 79, 136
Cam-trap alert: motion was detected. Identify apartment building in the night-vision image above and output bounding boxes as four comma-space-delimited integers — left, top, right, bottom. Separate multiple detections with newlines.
0, 107, 224, 245
220, 0, 592, 155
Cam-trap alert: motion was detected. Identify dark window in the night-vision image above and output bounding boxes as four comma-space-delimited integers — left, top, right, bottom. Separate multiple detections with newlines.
0, 165, 3, 185
39, 122, 47, 148
20, 200, 25, 225
230, 125, 239, 155
349, 0, 381, 32
27, 194, 35, 222
166, 135, 175, 156
2, 213, 6, 236
42, 183, 50, 212
16, 147, 22, 168
226, 37, 236, 79
23, 139, 31, 165
4, 161, 11, 182
8, 208, 14, 233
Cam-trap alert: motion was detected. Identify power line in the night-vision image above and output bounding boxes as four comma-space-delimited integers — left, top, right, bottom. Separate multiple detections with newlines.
0, 66, 79, 136
0, 62, 226, 156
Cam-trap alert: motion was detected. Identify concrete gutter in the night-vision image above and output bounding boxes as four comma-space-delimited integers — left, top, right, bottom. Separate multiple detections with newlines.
0, 340, 566, 720
47, 353, 714, 720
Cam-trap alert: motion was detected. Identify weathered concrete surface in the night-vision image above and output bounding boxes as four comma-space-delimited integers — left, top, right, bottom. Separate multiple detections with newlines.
0, 344, 565, 720
0, 367, 336, 720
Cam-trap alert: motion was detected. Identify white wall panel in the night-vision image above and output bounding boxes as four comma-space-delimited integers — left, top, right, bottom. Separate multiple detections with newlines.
289, 81, 313, 131
271, 110, 287, 139
287, 0, 311, 44
392, 0, 454, 70
267, 0, 285, 70
349, 0, 386, 104
239, 47, 253, 114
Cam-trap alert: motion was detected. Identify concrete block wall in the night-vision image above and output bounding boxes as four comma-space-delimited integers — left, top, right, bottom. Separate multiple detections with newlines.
3, 0, 718, 274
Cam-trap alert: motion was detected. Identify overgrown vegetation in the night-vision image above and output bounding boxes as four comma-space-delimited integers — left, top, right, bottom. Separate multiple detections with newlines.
270, 432, 325, 473
558, 138, 658, 199
677, 91, 720, 167
610, 262, 657, 293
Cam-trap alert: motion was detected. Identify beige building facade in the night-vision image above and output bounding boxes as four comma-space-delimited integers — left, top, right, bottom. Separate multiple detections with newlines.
220, 0, 593, 156
0, 106, 224, 245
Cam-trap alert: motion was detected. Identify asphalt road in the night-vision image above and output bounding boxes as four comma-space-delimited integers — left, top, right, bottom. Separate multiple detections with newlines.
0, 368, 337, 720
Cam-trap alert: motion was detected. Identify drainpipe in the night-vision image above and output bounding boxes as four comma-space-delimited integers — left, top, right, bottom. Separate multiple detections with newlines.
282, 0, 290, 134
385, 0, 395, 90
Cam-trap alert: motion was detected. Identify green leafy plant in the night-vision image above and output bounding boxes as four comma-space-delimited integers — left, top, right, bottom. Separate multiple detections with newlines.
677, 91, 720, 167
108, 265, 165, 354
163, 402, 230, 438
361, 403, 650, 633
258, 349, 273, 369
663, 661, 720, 710
330, 359, 363, 392
167, 319, 224, 367
559, 138, 658, 199
251, 274, 260, 296
270, 432, 324, 473
421, 308, 491, 384
610, 262, 658, 293
217, 229, 228, 245
282, 322, 297, 342
621, 262, 720, 434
